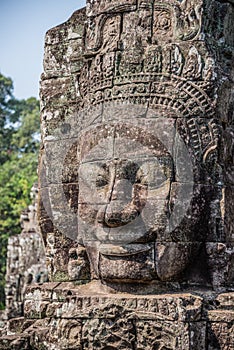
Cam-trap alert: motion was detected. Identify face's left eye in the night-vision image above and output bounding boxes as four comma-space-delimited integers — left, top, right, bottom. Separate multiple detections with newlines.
136, 160, 173, 189
117, 162, 139, 184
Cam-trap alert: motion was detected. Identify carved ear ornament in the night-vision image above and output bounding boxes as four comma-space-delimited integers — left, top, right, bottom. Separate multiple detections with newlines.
202, 121, 220, 165
178, 117, 220, 169
202, 144, 218, 164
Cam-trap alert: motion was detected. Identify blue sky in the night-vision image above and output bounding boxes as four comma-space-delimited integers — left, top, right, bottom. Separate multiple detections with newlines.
0, 0, 86, 100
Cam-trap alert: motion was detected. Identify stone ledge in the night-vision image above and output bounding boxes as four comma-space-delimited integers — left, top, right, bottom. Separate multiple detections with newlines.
24, 282, 203, 322
1, 289, 233, 349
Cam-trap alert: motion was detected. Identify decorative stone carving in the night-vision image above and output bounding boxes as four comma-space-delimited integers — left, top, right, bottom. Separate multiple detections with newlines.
1, 0, 233, 349
36, 0, 234, 292
1, 284, 233, 349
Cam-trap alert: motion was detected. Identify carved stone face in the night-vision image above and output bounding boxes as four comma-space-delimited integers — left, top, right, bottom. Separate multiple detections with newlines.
77, 122, 203, 283
79, 153, 173, 243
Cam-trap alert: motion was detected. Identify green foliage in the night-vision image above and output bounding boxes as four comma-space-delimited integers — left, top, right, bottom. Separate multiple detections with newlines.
11, 97, 40, 153
0, 74, 14, 164
0, 72, 40, 305
0, 153, 38, 234
0, 74, 14, 117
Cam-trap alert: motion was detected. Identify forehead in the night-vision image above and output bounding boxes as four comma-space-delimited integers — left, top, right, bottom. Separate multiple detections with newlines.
77, 124, 172, 164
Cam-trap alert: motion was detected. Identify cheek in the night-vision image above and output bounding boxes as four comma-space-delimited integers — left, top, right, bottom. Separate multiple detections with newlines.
138, 183, 171, 233
146, 181, 171, 201
96, 185, 110, 201
132, 184, 148, 207
140, 198, 169, 237
78, 203, 99, 224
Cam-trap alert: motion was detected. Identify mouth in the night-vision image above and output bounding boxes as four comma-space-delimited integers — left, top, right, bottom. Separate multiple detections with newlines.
98, 243, 152, 256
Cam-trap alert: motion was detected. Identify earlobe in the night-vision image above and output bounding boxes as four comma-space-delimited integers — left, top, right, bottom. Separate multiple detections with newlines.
155, 242, 200, 281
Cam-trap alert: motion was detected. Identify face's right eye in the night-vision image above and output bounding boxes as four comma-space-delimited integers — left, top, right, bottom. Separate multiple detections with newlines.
96, 174, 109, 188
96, 164, 109, 188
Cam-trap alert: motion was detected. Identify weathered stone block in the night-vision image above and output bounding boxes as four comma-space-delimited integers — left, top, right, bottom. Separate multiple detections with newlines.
207, 310, 234, 350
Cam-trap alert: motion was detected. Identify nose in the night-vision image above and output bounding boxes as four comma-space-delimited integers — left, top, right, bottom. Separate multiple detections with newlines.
109, 178, 132, 202
111, 188, 117, 201
104, 178, 134, 228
